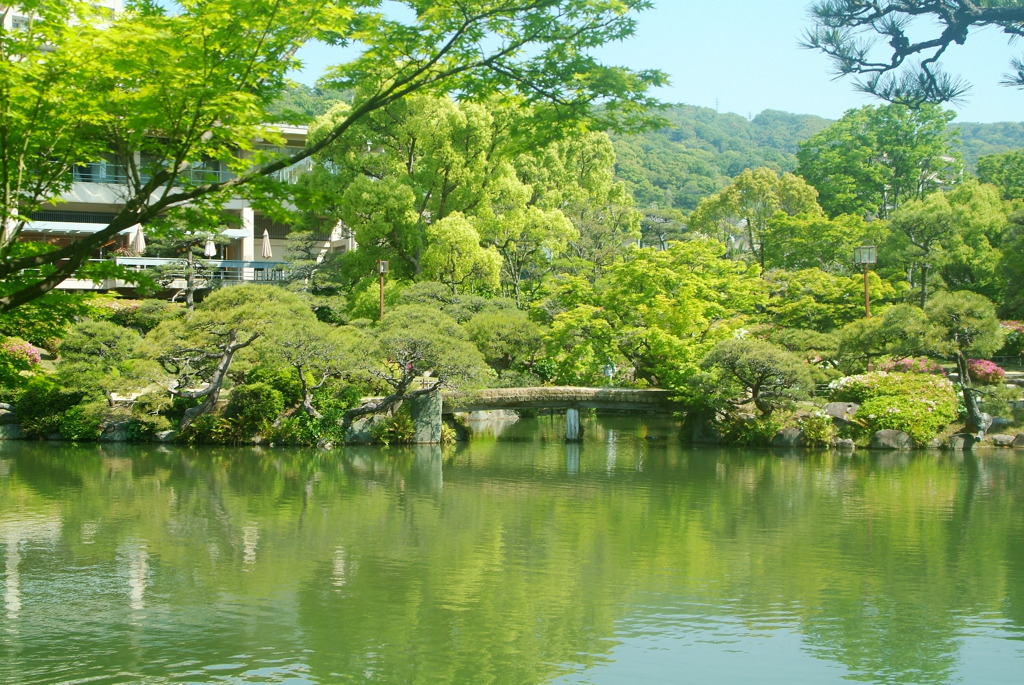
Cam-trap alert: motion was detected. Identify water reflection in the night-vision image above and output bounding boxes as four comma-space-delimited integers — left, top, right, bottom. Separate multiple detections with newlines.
0, 419, 1023, 684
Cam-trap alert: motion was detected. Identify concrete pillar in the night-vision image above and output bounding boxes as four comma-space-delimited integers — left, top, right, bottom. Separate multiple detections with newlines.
565, 407, 582, 442
410, 388, 443, 444
240, 207, 255, 281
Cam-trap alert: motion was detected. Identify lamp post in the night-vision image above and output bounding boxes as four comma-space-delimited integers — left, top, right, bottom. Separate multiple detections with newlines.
377, 260, 389, 321
853, 246, 877, 318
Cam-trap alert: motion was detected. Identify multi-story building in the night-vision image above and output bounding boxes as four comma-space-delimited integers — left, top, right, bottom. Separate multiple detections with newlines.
4, 2, 355, 296
21, 124, 354, 293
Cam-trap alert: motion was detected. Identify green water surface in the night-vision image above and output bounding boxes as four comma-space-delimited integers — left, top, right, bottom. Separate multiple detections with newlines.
1, 416, 1023, 684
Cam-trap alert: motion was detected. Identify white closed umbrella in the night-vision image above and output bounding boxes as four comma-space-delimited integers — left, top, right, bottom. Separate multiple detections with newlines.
261, 228, 273, 259
130, 225, 146, 255
203, 236, 217, 258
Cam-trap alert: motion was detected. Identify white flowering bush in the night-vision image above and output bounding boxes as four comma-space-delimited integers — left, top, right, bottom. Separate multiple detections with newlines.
829, 371, 958, 445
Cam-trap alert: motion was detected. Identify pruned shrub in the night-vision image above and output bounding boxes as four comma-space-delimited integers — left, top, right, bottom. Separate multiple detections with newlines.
224, 382, 284, 435
246, 364, 303, 408
369, 407, 416, 446
797, 411, 836, 447
14, 378, 87, 439
57, 404, 104, 443
716, 414, 780, 447
178, 415, 244, 445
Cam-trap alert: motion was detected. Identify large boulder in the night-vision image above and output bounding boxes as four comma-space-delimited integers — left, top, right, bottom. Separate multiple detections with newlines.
949, 433, 979, 451
771, 427, 804, 448
155, 430, 178, 443
681, 410, 724, 444
0, 409, 18, 425
824, 402, 860, 424
99, 422, 130, 442
871, 429, 914, 450
835, 438, 856, 452
989, 434, 1016, 448
346, 415, 390, 445
0, 424, 24, 440
990, 416, 1014, 432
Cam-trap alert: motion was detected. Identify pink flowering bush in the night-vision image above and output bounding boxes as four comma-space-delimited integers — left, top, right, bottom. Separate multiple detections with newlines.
0, 337, 43, 390
1, 338, 42, 366
967, 359, 1005, 385
876, 357, 946, 375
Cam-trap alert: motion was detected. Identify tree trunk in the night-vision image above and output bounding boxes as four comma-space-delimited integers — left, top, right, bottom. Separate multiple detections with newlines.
177, 331, 259, 429
919, 262, 929, 309
956, 352, 985, 434
185, 248, 197, 310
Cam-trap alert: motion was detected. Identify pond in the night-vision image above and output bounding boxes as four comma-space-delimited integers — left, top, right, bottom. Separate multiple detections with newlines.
1, 415, 1023, 684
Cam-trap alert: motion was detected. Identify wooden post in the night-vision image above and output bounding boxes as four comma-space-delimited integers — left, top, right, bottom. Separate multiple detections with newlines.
863, 261, 871, 318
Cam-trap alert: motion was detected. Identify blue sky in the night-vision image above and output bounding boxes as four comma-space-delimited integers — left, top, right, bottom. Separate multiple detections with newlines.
295, 1, 1022, 124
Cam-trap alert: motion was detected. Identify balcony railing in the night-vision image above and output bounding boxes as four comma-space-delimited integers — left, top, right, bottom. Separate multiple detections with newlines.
115, 257, 291, 283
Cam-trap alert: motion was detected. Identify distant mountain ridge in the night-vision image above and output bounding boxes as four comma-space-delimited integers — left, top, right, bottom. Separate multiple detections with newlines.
613, 104, 1024, 212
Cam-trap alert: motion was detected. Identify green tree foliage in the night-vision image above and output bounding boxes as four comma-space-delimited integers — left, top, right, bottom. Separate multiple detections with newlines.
145, 285, 313, 427
884, 192, 958, 308
611, 105, 831, 212
638, 208, 687, 250
540, 240, 766, 389
688, 167, 822, 269
259, 320, 368, 419
700, 337, 815, 417
301, 97, 629, 298
0, 290, 106, 348
464, 309, 544, 376
263, 83, 350, 125
610, 104, 1019, 214
421, 214, 502, 295
762, 212, 873, 273
937, 180, 1007, 302
143, 208, 235, 309
764, 268, 894, 333
925, 291, 1005, 432
998, 211, 1024, 318
977, 149, 1024, 200
526, 131, 642, 277
55, 320, 145, 404
224, 382, 285, 436
804, 1, 1024, 105
836, 304, 937, 372
345, 305, 490, 427
796, 104, 960, 219
0, 0, 662, 313
883, 182, 1007, 307
542, 304, 620, 386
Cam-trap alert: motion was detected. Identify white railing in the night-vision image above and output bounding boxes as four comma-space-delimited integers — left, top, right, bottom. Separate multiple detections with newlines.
115, 257, 291, 283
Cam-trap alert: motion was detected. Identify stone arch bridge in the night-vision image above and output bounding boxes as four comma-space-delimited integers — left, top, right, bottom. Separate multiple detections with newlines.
410, 386, 683, 443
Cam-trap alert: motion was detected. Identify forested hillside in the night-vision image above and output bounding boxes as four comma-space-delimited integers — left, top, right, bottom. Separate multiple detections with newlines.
615, 103, 1024, 211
